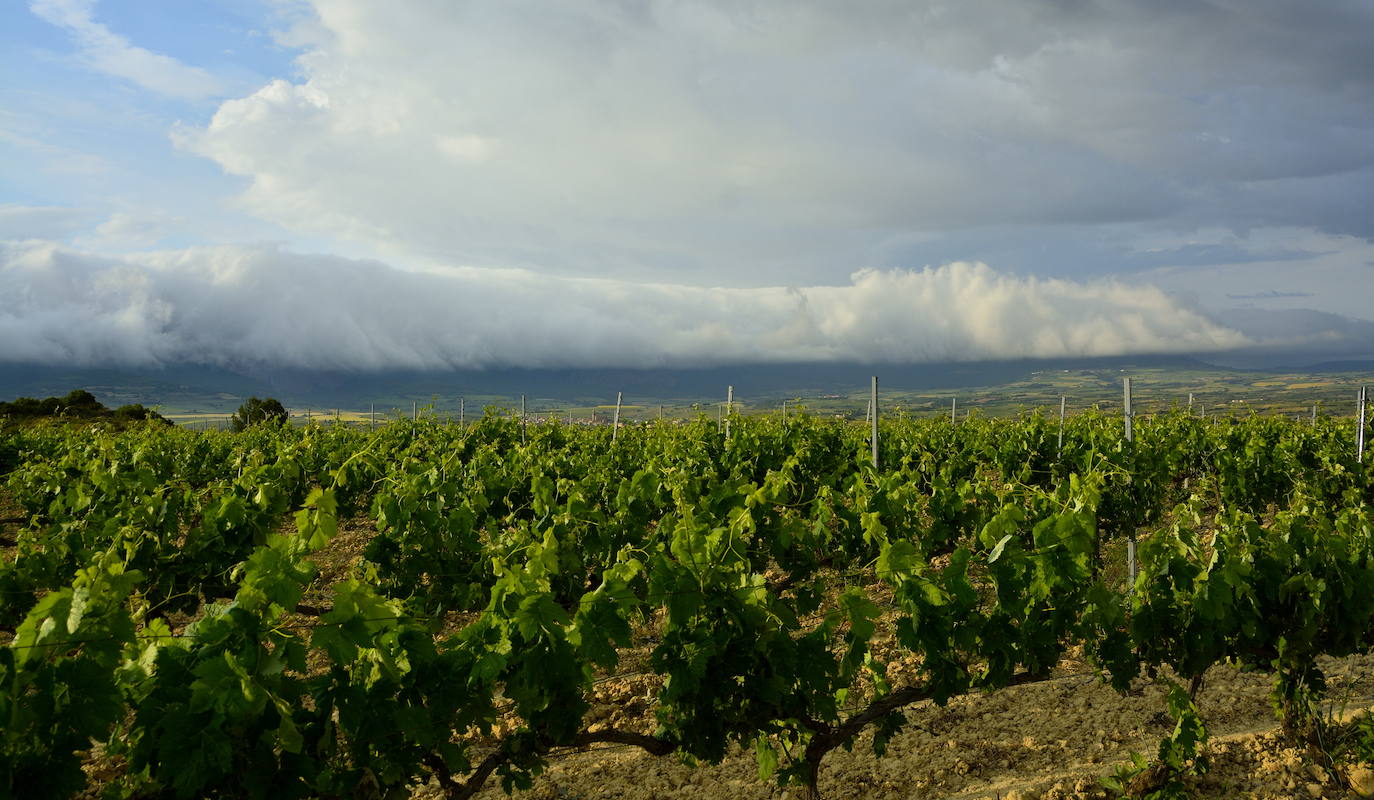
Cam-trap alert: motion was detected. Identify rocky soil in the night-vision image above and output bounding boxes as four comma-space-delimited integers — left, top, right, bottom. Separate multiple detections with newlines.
437, 653, 1374, 800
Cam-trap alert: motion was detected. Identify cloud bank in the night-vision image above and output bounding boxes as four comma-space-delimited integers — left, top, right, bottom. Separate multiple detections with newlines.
1, 240, 1250, 371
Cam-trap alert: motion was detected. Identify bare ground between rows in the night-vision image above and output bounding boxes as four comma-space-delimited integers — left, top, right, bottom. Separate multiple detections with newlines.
425, 652, 1374, 800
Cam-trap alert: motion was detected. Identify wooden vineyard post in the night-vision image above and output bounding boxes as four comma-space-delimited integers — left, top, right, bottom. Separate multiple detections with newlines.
1058, 395, 1066, 455
659, 404, 663, 422
612, 391, 622, 443
1312, 403, 1317, 427
870, 376, 879, 470
1124, 377, 1136, 591
782, 399, 788, 419
460, 397, 465, 427
521, 395, 527, 444
1188, 392, 1194, 413
951, 397, 957, 425
412, 401, 417, 422
370, 403, 375, 431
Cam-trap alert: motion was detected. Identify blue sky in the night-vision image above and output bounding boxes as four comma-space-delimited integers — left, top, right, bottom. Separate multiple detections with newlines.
0, 0, 298, 245
2, 1, 1372, 370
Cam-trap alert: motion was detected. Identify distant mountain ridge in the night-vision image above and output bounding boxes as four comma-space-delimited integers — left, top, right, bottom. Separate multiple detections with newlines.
2, 355, 1224, 411
1281, 359, 1374, 373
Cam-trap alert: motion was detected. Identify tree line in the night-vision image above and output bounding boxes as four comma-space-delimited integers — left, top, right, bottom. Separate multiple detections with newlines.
0, 389, 169, 426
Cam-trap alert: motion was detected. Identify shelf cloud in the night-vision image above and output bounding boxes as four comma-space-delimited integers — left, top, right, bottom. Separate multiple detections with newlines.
2, 239, 1250, 371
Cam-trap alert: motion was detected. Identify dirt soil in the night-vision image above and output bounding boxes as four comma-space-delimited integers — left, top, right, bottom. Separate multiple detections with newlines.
429, 653, 1374, 800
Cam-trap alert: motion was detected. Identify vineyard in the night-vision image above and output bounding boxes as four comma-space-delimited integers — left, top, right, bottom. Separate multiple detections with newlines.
2, 406, 1374, 799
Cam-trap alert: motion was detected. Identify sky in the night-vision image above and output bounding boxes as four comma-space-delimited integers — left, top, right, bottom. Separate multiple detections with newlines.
2, 0, 1372, 371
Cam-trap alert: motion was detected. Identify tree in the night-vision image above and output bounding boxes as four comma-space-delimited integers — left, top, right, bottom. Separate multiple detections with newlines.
0, 389, 106, 420
57, 389, 103, 415
0, 390, 169, 430
112, 404, 172, 426
230, 397, 288, 432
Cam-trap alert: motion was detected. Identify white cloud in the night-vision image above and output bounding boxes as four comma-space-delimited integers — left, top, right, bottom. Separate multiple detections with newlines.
170, 1, 1374, 286
30, 0, 226, 100
435, 134, 499, 164
74, 211, 185, 250
0, 239, 1251, 370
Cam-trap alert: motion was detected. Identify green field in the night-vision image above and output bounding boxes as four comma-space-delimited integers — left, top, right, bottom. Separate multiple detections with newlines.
145, 363, 1374, 427
796, 364, 1374, 421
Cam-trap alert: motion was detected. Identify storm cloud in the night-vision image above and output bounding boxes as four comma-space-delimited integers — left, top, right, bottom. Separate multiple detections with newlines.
7, 1, 1373, 371
175, 0, 1374, 285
